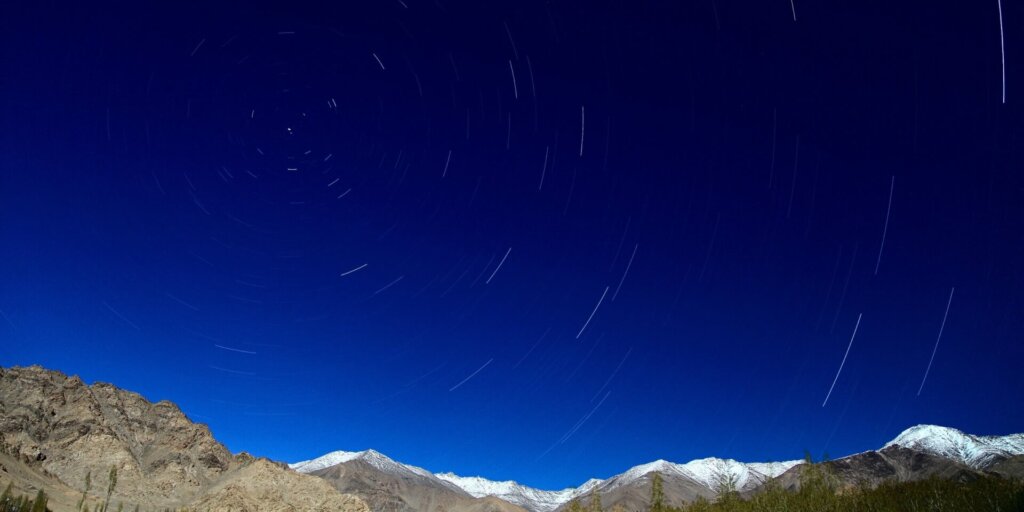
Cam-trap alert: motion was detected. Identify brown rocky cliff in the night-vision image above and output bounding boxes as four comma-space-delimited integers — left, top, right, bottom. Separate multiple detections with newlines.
0, 365, 368, 512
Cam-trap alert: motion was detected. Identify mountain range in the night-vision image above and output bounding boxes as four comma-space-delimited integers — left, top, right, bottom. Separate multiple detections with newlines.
291, 424, 1024, 512
2, 365, 1022, 512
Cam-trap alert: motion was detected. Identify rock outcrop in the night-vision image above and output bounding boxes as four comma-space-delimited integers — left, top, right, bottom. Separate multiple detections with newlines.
0, 365, 369, 512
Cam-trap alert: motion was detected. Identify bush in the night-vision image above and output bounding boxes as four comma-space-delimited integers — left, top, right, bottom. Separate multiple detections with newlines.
0, 486, 50, 512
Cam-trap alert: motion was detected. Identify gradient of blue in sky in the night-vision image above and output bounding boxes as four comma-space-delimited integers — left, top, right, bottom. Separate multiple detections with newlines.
2, 0, 1023, 490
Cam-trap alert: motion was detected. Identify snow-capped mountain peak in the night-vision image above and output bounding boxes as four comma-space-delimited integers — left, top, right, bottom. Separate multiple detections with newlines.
575, 478, 604, 494
606, 457, 802, 493
884, 424, 1024, 469
631, 459, 675, 474
680, 458, 800, 491
434, 472, 589, 512
289, 449, 364, 473
290, 448, 433, 479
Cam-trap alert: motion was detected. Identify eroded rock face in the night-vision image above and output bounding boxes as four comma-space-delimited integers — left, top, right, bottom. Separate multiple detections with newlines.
768, 446, 988, 493
0, 365, 230, 505
0, 365, 368, 512
194, 459, 371, 512
990, 455, 1024, 479
309, 459, 528, 512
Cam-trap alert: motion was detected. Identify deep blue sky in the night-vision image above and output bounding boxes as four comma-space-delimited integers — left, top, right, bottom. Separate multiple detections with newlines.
2, 0, 1023, 490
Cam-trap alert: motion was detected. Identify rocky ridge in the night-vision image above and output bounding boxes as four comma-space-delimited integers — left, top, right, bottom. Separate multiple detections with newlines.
0, 365, 369, 512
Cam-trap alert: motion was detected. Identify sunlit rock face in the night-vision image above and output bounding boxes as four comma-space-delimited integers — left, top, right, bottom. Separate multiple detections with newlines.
0, 365, 370, 512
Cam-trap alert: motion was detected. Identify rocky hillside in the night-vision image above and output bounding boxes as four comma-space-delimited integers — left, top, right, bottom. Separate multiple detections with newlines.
770, 445, 981, 492
0, 365, 369, 512
292, 450, 528, 512
769, 426, 1024, 493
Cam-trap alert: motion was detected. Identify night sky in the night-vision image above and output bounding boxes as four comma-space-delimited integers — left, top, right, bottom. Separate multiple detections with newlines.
2, 0, 1023, 490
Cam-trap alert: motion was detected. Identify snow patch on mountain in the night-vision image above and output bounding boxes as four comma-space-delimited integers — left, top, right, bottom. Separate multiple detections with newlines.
290, 449, 434, 479
884, 424, 1024, 469
603, 458, 802, 493
436, 457, 800, 511
434, 473, 595, 512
